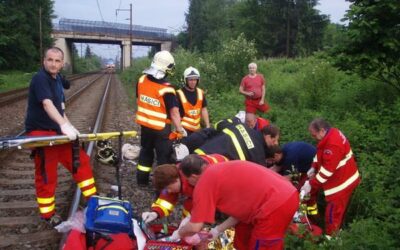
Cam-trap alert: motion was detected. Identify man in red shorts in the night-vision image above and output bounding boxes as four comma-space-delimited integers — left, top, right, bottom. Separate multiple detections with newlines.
172, 156, 299, 250
239, 62, 269, 114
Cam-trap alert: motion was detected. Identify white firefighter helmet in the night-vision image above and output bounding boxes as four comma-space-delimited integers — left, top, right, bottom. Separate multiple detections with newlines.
184, 66, 200, 80
143, 51, 175, 79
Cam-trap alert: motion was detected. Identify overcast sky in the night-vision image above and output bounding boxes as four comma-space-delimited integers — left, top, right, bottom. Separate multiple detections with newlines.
53, 0, 350, 60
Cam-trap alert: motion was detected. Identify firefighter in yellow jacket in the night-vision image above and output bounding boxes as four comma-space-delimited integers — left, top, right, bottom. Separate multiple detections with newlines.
176, 67, 210, 135
135, 51, 186, 186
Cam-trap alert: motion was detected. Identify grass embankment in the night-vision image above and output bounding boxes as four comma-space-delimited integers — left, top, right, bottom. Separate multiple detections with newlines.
0, 71, 34, 92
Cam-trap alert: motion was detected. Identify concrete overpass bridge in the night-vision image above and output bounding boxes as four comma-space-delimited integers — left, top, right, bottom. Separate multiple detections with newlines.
52, 18, 174, 71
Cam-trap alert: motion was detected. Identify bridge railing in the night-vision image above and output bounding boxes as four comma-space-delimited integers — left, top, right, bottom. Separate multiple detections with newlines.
53, 18, 174, 41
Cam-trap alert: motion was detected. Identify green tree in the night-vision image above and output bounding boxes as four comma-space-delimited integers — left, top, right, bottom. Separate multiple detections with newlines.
332, 0, 400, 92
85, 45, 93, 58
232, 0, 328, 57
0, 0, 53, 70
185, 0, 236, 52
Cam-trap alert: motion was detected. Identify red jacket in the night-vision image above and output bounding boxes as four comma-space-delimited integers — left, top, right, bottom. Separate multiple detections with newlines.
254, 117, 270, 132
310, 128, 360, 201
151, 154, 228, 218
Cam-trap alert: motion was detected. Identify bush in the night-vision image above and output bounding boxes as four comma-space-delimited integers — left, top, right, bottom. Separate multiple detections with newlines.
0, 71, 34, 92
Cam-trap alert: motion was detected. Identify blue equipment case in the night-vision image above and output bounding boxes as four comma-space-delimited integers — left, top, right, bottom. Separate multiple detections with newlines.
85, 195, 134, 235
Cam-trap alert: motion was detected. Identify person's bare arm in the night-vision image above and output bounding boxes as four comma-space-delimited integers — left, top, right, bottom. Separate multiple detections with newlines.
215, 217, 239, 232
201, 107, 210, 128
178, 221, 204, 237
42, 99, 67, 126
170, 107, 185, 132
239, 85, 254, 97
259, 84, 265, 105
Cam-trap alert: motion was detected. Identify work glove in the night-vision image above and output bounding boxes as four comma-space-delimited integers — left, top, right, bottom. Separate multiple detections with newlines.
307, 167, 316, 178
300, 180, 312, 197
209, 226, 222, 240
168, 128, 187, 140
61, 122, 79, 140
142, 211, 158, 224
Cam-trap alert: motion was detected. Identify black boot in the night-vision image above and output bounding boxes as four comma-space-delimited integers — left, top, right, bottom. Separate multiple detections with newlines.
136, 171, 150, 186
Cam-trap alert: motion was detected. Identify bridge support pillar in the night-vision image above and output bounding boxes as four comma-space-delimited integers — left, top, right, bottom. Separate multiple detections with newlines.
121, 40, 132, 69
160, 41, 172, 51
53, 37, 73, 73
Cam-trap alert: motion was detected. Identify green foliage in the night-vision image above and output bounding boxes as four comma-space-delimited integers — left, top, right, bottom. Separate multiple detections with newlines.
73, 55, 102, 73
332, 0, 400, 92
322, 23, 347, 50
339, 218, 396, 249
214, 34, 257, 85
181, 0, 328, 58
0, 71, 33, 92
0, 0, 54, 70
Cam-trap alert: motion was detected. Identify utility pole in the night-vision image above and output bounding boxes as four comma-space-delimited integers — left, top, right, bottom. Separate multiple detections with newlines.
39, 7, 43, 64
116, 4, 133, 66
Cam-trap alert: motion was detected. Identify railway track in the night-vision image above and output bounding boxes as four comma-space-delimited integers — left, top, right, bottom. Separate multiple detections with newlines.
0, 72, 100, 108
0, 72, 144, 249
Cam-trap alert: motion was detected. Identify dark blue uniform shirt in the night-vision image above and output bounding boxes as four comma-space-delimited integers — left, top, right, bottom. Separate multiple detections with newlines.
279, 141, 316, 175
25, 68, 65, 133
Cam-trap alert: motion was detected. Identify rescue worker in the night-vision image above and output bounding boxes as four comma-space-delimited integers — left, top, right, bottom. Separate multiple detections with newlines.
141, 154, 228, 224
135, 51, 186, 186
301, 118, 361, 239
177, 67, 210, 134
245, 112, 270, 132
194, 120, 280, 167
24, 47, 97, 227
267, 142, 316, 190
172, 156, 299, 250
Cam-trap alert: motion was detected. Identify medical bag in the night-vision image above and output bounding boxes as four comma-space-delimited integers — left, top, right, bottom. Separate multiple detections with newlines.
85, 195, 134, 235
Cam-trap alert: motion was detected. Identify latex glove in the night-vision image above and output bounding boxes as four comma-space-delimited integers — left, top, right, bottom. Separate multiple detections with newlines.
209, 226, 221, 240
142, 211, 158, 224
180, 216, 191, 227
307, 167, 316, 178
71, 125, 80, 135
300, 180, 312, 197
169, 229, 181, 242
177, 128, 188, 137
61, 122, 78, 140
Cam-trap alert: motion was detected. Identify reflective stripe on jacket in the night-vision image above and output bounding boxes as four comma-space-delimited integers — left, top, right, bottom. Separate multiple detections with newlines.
177, 88, 203, 132
136, 75, 175, 130
310, 128, 360, 200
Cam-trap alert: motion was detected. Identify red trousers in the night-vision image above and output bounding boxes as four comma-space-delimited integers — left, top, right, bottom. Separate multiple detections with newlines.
28, 131, 97, 219
307, 188, 355, 236
233, 192, 299, 250
325, 191, 354, 236
245, 98, 270, 114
